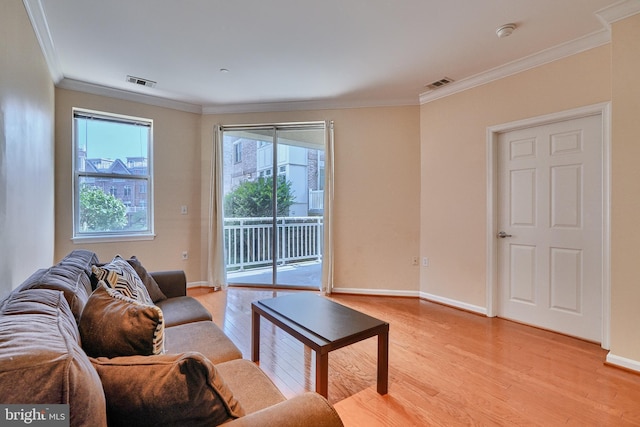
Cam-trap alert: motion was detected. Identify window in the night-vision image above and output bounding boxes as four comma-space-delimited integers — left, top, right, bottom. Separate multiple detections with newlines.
318, 156, 325, 191
73, 109, 154, 241
234, 142, 242, 163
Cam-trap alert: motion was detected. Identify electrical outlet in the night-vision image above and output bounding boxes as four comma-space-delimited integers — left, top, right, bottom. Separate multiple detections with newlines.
412, 256, 418, 266
422, 257, 429, 267
181, 205, 188, 215
181, 251, 188, 260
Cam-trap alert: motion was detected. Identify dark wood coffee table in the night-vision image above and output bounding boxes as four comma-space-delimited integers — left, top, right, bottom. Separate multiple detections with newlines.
251, 292, 389, 399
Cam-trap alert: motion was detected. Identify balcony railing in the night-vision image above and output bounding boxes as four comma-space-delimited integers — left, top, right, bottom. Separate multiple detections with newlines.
224, 216, 323, 271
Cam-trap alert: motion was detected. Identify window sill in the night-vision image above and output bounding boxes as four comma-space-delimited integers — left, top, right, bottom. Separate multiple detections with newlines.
72, 233, 156, 244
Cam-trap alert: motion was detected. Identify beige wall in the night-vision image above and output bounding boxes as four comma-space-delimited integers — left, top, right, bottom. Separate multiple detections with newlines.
54, 89, 203, 280
610, 14, 640, 363
53, 97, 420, 293
0, 0, 55, 299
420, 44, 612, 307
420, 12, 640, 366
200, 107, 421, 293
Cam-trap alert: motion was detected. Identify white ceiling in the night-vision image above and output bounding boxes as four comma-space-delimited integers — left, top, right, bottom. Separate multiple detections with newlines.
25, 0, 639, 113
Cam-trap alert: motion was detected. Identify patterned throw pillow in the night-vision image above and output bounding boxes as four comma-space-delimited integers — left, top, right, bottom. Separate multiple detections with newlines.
80, 282, 165, 357
91, 255, 153, 305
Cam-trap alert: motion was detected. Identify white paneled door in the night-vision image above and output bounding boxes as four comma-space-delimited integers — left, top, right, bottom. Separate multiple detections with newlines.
497, 114, 602, 342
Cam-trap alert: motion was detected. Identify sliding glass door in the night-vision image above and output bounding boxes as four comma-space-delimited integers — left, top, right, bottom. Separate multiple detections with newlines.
221, 123, 326, 288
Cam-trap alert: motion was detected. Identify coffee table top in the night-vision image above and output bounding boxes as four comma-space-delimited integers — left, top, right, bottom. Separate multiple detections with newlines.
255, 293, 387, 343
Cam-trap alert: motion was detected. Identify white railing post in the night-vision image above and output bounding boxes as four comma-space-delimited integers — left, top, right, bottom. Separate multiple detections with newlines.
239, 218, 245, 271
317, 217, 322, 262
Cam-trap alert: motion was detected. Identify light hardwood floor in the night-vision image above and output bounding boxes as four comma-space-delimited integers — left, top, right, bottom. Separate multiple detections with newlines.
190, 287, 640, 426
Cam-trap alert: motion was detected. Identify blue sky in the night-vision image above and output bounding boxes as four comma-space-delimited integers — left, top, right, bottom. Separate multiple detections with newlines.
76, 118, 149, 160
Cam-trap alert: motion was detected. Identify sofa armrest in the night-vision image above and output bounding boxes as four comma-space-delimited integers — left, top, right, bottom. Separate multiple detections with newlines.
149, 270, 187, 298
224, 393, 344, 427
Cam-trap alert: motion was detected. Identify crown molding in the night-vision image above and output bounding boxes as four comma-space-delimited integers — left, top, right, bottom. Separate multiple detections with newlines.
420, 0, 640, 105
59, 79, 416, 115
419, 29, 611, 105
57, 78, 203, 114
23, 0, 63, 83
596, 0, 640, 29
202, 97, 418, 115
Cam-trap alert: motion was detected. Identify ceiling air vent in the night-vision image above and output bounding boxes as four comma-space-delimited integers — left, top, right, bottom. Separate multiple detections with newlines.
126, 75, 156, 88
426, 77, 454, 90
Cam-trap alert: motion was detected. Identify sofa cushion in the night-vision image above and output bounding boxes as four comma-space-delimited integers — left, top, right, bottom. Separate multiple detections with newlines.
215, 359, 286, 415
91, 352, 245, 427
126, 256, 167, 303
15, 249, 98, 322
91, 255, 153, 304
156, 295, 212, 327
164, 321, 242, 364
0, 289, 107, 427
79, 282, 165, 358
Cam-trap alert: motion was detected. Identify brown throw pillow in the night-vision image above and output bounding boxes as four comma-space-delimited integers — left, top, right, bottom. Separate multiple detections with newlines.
79, 282, 164, 358
126, 256, 167, 303
91, 352, 245, 427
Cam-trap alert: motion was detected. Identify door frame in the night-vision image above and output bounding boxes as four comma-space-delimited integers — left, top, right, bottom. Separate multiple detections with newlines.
485, 102, 611, 349
219, 122, 327, 290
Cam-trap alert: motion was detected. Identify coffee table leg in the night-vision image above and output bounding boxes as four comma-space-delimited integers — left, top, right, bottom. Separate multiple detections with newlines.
251, 309, 260, 362
315, 351, 329, 398
377, 328, 389, 394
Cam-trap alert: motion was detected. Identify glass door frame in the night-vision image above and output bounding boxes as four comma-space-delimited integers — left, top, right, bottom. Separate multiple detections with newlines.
220, 121, 326, 290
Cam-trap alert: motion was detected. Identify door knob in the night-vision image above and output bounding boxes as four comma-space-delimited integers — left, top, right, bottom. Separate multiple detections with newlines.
497, 231, 512, 238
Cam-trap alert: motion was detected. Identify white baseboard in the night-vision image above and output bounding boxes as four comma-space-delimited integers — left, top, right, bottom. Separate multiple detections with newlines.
187, 281, 210, 289
419, 292, 487, 315
330, 287, 487, 315
331, 287, 420, 298
606, 352, 640, 373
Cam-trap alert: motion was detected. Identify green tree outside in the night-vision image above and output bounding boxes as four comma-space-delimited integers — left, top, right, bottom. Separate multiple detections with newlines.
224, 175, 295, 218
79, 186, 128, 231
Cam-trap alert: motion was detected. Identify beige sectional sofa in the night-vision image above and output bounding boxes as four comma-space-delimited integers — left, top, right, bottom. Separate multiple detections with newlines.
0, 250, 343, 426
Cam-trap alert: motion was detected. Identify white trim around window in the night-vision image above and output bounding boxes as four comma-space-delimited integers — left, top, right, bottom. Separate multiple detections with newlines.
71, 108, 155, 242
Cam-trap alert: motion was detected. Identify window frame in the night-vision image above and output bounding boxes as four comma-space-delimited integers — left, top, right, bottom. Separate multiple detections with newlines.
72, 108, 155, 243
